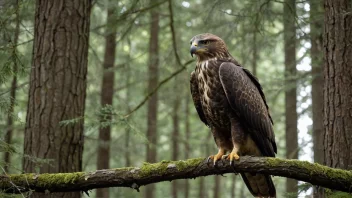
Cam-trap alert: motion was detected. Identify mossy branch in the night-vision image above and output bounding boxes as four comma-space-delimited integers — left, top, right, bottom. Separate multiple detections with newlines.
1, 156, 352, 194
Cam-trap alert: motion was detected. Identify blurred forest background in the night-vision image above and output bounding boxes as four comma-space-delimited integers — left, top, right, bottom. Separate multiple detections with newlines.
0, 0, 350, 197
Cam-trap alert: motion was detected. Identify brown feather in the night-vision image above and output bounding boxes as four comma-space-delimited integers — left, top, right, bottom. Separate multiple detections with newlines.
189, 33, 276, 198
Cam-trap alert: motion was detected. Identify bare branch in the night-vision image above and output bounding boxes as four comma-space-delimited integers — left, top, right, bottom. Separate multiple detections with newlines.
91, 0, 168, 32
167, 0, 182, 66
124, 59, 194, 117
0, 82, 29, 97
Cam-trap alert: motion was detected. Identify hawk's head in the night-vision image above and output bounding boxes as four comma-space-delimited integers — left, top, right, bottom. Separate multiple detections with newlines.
190, 33, 230, 61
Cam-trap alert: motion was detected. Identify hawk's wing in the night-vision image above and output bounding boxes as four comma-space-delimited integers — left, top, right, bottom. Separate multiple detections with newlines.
219, 62, 276, 157
190, 71, 208, 126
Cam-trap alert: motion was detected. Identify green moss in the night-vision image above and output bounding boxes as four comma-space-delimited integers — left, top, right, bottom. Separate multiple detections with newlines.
36, 172, 84, 187
266, 158, 352, 182
140, 161, 169, 177
266, 158, 314, 169
9, 173, 35, 184
114, 167, 133, 171
175, 158, 203, 171
2, 172, 84, 190
266, 157, 282, 166
139, 158, 203, 177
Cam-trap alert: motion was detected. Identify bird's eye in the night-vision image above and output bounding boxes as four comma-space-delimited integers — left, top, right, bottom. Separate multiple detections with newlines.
199, 40, 209, 45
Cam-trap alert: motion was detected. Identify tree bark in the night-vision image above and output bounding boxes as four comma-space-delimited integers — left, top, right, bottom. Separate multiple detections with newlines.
213, 175, 221, 198
199, 134, 211, 198
184, 95, 191, 198
3, 157, 352, 194
240, 181, 245, 198
4, 0, 20, 173
125, 38, 132, 167
198, 177, 205, 198
310, 0, 324, 169
323, 0, 352, 170
283, 0, 298, 196
96, 3, 117, 198
231, 175, 236, 198
171, 80, 180, 198
310, 0, 324, 196
145, 3, 160, 198
23, 0, 91, 198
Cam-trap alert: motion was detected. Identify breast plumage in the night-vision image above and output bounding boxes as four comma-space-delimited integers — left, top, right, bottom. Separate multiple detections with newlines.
195, 60, 231, 130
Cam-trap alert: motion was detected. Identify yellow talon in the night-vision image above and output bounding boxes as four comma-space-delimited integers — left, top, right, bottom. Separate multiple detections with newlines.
226, 152, 240, 161
207, 148, 225, 166
226, 149, 240, 166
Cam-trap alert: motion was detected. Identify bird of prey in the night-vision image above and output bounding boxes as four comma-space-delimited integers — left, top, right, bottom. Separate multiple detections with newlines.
189, 33, 276, 198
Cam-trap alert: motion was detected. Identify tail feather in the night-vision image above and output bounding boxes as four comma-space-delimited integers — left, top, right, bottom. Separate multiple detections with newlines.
241, 173, 276, 198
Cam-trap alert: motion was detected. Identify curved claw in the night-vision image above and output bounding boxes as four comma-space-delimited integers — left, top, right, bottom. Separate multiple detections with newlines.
226, 152, 240, 166
207, 156, 212, 163
207, 155, 220, 166
221, 154, 229, 160
207, 149, 225, 166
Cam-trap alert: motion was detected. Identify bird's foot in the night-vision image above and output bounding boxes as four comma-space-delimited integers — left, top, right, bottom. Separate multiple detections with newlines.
225, 151, 240, 166
221, 154, 228, 159
207, 149, 225, 166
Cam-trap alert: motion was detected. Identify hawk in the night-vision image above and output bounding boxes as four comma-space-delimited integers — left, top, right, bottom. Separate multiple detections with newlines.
189, 33, 276, 197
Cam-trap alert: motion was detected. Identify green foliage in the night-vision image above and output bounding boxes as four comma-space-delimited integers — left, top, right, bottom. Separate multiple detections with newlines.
0, 60, 13, 85
298, 182, 313, 194
0, 140, 16, 154
0, 96, 11, 113
59, 117, 85, 127
0, 192, 19, 198
326, 190, 352, 198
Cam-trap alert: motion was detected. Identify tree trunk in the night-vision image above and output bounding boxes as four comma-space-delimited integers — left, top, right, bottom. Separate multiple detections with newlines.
96, 4, 117, 198
125, 118, 131, 167
125, 38, 132, 167
145, 4, 160, 198
310, 0, 324, 196
323, 0, 352, 170
198, 177, 205, 198
231, 175, 236, 198
199, 134, 211, 198
214, 175, 221, 198
184, 94, 191, 198
283, 0, 298, 196
240, 181, 245, 198
23, 0, 91, 198
171, 80, 180, 198
4, 0, 20, 173
310, 0, 324, 167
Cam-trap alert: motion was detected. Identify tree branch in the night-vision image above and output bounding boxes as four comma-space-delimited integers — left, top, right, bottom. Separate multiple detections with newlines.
167, 0, 182, 66
124, 59, 194, 118
1, 157, 351, 194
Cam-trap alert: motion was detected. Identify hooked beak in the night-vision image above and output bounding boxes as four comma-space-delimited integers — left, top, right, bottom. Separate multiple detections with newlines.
190, 45, 198, 57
